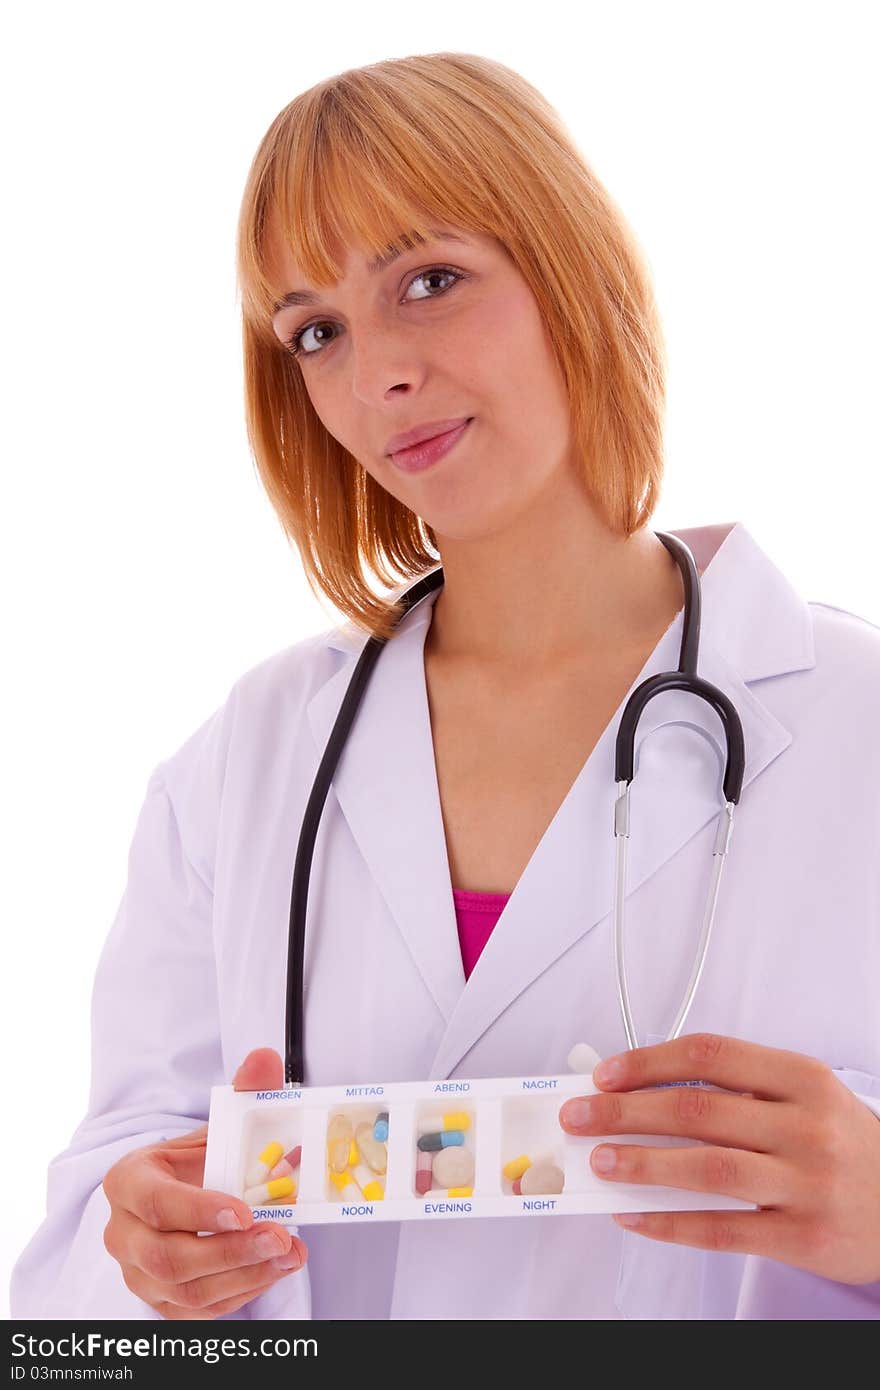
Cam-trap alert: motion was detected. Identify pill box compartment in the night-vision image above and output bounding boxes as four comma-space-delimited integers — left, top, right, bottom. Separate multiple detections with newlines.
323, 1104, 391, 1203
500, 1095, 567, 1197
412, 1101, 477, 1197
239, 1107, 303, 1205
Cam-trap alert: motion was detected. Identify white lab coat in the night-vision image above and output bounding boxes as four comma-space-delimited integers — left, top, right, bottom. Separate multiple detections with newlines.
11, 520, 880, 1320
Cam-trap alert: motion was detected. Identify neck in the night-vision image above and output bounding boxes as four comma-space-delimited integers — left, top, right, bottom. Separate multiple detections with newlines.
424, 473, 690, 669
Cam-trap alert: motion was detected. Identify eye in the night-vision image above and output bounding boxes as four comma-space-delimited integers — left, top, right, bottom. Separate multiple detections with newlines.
283, 265, 465, 359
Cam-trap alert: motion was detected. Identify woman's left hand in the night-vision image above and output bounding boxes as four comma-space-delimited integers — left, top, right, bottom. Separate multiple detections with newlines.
557, 1033, 880, 1284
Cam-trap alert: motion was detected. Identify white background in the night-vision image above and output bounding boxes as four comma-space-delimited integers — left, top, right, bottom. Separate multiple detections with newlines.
3, 1, 878, 1316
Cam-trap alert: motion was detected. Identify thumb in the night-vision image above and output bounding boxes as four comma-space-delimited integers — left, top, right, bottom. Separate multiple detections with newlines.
233, 1047, 284, 1092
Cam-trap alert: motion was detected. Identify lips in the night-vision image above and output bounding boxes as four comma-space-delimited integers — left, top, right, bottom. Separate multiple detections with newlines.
385, 417, 471, 456
388, 418, 473, 474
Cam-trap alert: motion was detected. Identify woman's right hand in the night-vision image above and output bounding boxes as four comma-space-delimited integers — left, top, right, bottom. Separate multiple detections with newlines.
102, 1048, 308, 1320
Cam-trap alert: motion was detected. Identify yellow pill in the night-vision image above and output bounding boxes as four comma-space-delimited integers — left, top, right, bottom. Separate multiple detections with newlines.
245, 1140, 286, 1188
328, 1168, 359, 1199
243, 1174, 295, 1205
502, 1154, 532, 1181
326, 1114, 354, 1173
355, 1123, 388, 1174
348, 1139, 359, 1166
417, 1111, 472, 1135
352, 1162, 385, 1201
448, 1187, 473, 1198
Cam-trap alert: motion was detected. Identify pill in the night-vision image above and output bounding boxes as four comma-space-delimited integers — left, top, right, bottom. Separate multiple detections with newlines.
415, 1150, 433, 1195
432, 1145, 475, 1188
502, 1154, 532, 1181
417, 1111, 472, 1135
267, 1144, 303, 1182
520, 1160, 565, 1195
267, 1158, 293, 1181
244, 1174, 296, 1205
373, 1111, 389, 1142
326, 1114, 354, 1173
245, 1140, 285, 1188
355, 1123, 388, 1174
328, 1168, 359, 1200
448, 1187, 473, 1198
568, 1042, 602, 1075
417, 1130, 465, 1151
348, 1139, 359, 1167
351, 1162, 385, 1201
512, 1178, 522, 1195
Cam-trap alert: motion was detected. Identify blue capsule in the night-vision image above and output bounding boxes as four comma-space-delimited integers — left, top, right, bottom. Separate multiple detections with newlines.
373, 1111, 389, 1143
417, 1129, 465, 1152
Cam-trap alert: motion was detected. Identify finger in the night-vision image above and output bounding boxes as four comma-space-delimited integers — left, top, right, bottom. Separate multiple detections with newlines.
104, 1151, 255, 1235
611, 1208, 792, 1260
592, 1033, 831, 1103
160, 1139, 211, 1190
590, 1141, 789, 1206
125, 1245, 305, 1318
156, 1278, 280, 1321
160, 1125, 209, 1149
233, 1048, 284, 1092
559, 1085, 797, 1154
108, 1205, 297, 1283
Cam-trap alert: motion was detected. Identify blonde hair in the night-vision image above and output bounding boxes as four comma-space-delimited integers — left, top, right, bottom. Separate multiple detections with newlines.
236, 52, 666, 641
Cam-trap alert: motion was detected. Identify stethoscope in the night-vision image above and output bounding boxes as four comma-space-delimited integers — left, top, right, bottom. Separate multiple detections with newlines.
284, 530, 745, 1085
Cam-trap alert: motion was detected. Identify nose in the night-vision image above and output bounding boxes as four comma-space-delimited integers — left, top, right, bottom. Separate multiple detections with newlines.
348, 316, 424, 409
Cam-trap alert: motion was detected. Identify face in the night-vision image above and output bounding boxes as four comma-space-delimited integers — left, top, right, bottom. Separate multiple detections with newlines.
265, 207, 577, 543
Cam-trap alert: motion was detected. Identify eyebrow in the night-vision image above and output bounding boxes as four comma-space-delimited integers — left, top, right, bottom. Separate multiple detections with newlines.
271, 230, 469, 314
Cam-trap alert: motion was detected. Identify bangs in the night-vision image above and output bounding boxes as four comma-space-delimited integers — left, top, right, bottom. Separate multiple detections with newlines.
237, 79, 490, 349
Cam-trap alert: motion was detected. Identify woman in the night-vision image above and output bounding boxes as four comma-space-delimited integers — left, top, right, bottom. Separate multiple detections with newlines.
11, 52, 880, 1321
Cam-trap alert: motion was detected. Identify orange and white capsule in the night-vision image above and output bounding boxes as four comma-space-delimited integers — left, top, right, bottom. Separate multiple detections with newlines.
244, 1174, 296, 1206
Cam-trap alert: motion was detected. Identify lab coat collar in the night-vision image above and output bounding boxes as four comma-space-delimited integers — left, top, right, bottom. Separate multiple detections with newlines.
307, 521, 815, 1078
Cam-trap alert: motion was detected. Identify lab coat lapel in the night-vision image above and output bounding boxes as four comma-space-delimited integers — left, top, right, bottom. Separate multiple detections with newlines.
307, 579, 465, 1025
308, 522, 816, 1079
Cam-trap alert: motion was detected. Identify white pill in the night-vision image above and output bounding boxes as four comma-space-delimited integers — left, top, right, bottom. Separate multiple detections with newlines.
432, 1146, 475, 1189
520, 1160, 565, 1195
567, 1042, 602, 1075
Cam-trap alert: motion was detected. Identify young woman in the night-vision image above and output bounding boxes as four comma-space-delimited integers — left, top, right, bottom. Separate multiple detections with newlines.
12, 51, 880, 1321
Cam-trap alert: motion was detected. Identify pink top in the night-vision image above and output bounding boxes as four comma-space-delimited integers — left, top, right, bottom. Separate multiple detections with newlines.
452, 888, 511, 979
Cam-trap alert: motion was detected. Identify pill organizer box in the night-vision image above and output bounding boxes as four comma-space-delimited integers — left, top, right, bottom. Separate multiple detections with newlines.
203, 1070, 754, 1226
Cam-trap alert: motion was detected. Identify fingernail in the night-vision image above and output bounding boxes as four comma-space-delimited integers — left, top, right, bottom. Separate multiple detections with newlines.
616, 1212, 644, 1228
216, 1208, 243, 1232
272, 1249, 303, 1272
255, 1230, 287, 1258
592, 1146, 617, 1173
560, 1098, 594, 1128
594, 1057, 625, 1086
